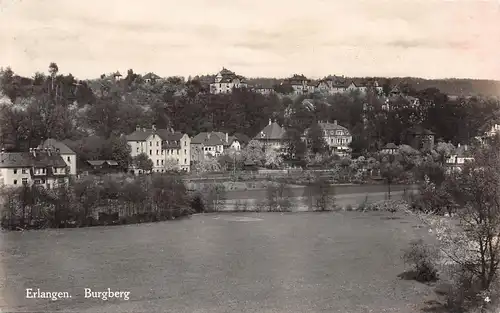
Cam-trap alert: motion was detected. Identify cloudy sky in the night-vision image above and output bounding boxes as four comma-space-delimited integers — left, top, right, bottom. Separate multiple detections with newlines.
1, 0, 499, 80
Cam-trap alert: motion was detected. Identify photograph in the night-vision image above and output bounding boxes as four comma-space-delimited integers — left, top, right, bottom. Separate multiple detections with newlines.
1, 0, 500, 312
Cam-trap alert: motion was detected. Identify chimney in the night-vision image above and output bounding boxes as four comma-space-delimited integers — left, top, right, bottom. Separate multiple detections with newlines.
269, 118, 272, 125
47, 148, 51, 156
136, 125, 140, 131
333, 120, 338, 125
170, 128, 174, 133
142, 128, 146, 132
226, 133, 229, 143
32, 148, 36, 157
458, 143, 461, 148
152, 124, 156, 131
207, 133, 211, 139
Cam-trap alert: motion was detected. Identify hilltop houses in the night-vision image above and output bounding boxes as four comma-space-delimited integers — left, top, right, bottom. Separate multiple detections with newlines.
209, 68, 248, 94
190, 132, 241, 162
126, 125, 191, 172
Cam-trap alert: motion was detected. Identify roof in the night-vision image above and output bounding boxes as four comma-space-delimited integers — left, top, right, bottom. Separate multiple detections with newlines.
191, 132, 238, 146
143, 72, 161, 80
0, 151, 67, 168
126, 128, 184, 142
254, 122, 286, 140
383, 143, 398, 149
318, 121, 349, 132
87, 160, 119, 166
40, 138, 76, 155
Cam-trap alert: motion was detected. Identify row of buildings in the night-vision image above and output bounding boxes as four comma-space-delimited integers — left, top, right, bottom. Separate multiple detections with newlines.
0, 118, 354, 187
209, 69, 384, 96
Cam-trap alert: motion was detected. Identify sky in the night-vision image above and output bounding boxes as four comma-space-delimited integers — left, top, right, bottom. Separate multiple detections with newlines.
1, 0, 500, 80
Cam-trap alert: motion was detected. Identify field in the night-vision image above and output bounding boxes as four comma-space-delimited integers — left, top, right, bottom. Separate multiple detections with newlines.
0, 211, 440, 313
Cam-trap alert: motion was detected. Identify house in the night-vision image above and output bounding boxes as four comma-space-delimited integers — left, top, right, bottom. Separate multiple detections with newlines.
445, 144, 474, 173
281, 74, 313, 96
254, 119, 287, 151
485, 123, 500, 138
39, 138, 77, 175
253, 83, 275, 95
403, 126, 435, 151
126, 125, 191, 172
85, 160, 120, 174
143, 72, 161, 84
316, 78, 349, 95
112, 71, 122, 81
310, 121, 352, 157
209, 68, 248, 94
284, 99, 317, 118
190, 132, 241, 162
381, 143, 399, 155
0, 148, 70, 188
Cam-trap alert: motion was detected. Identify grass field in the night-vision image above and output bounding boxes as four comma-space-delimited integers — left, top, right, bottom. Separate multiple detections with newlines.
1, 211, 440, 313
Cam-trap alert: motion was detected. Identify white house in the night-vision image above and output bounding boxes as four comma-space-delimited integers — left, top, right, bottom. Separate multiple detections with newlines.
0, 148, 70, 188
190, 132, 240, 162
126, 125, 191, 172
445, 144, 474, 173
209, 68, 248, 94
39, 138, 77, 175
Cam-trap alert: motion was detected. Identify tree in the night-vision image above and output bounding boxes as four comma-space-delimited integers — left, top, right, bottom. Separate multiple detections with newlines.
133, 153, 153, 173
104, 135, 132, 170
306, 175, 335, 211
380, 157, 403, 199
48, 62, 59, 92
241, 140, 265, 166
306, 122, 328, 155
264, 149, 283, 169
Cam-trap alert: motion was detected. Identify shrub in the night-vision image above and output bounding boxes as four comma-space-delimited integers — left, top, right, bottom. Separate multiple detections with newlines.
402, 239, 439, 283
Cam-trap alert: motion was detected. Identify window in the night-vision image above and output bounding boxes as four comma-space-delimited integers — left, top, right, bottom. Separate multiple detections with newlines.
150, 142, 152, 146
184, 141, 186, 147
161, 150, 164, 155
13, 179, 17, 185
156, 150, 159, 155
13, 169, 17, 174
22, 178, 27, 185
157, 160, 159, 166
22, 169, 26, 174
67, 156, 70, 162
137, 147, 139, 152
176, 150, 179, 155
184, 158, 187, 164
150, 150, 152, 155
184, 149, 186, 154
42, 168, 46, 174
161, 160, 164, 165
156, 141, 159, 146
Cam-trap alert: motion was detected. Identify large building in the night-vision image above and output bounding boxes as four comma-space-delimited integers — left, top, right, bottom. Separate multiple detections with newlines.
311, 121, 352, 157
190, 132, 241, 162
39, 138, 77, 175
126, 125, 191, 172
281, 74, 315, 96
209, 68, 248, 94
0, 148, 70, 188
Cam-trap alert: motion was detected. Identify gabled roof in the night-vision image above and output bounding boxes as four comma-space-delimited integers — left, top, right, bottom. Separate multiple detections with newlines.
40, 138, 76, 155
0, 151, 67, 168
143, 72, 161, 80
254, 122, 286, 140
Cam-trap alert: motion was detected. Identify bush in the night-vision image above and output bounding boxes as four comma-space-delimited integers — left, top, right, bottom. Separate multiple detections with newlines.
402, 239, 439, 283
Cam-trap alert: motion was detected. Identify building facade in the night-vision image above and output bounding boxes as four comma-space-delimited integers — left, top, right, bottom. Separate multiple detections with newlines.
126, 125, 191, 172
254, 119, 287, 151
311, 121, 352, 157
190, 132, 241, 162
209, 68, 248, 94
0, 148, 70, 188
39, 138, 77, 175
